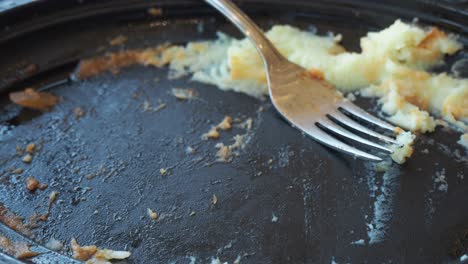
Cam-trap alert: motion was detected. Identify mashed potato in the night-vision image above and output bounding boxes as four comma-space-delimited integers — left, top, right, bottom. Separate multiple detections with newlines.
78, 20, 466, 162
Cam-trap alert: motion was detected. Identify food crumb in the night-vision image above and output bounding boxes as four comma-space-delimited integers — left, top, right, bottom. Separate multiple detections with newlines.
16, 146, 23, 156
9, 88, 58, 110
350, 239, 365, 245
212, 194, 218, 205
143, 100, 166, 112
217, 116, 232, 130
147, 208, 158, 220
0, 235, 39, 259
215, 143, 232, 162
185, 146, 195, 154
22, 154, 33, 163
189, 211, 196, 216
49, 191, 58, 204
71, 238, 97, 261
202, 116, 234, 140
38, 183, 48, 190
45, 237, 63, 251
202, 127, 220, 140
74, 107, 85, 119
148, 7, 163, 16
461, 254, 468, 262
271, 213, 279, 223
171, 88, 197, 100
12, 168, 24, 174
109, 35, 128, 46
159, 168, 168, 176
25, 177, 39, 192
25, 143, 35, 154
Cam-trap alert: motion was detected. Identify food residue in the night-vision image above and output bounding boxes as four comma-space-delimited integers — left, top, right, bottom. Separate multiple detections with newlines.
45, 237, 64, 251
147, 208, 158, 220
159, 168, 168, 176
9, 88, 59, 111
22, 154, 33, 163
202, 116, 233, 140
109, 35, 128, 46
25, 177, 39, 192
212, 194, 218, 205
143, 100, 166, 112
0, 203, 33, 236
171, 88, 197, 100
74, 107, 85, 119
25, 143, 35, 154
71, 238, 131, 263
148, 7, 163, 16
0, 235, 38, 259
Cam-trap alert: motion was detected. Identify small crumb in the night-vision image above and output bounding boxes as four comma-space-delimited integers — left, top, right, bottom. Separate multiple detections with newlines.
217, 116, 232, 130
171, 88, 197, 100
267, 159, 273, 164
242, 118, 253, 130
160, 168, 168, 176
25, 143, 35, 153
148, 7, 163, 16
147, 208, 158, 220
258, 106, 265, 112
143, 100, 166, 112
22, 154, 33, 163
271, 213, 279, 223
212, 194, 218, 205
346, 93, 356, 101
71, 238, 97, 261
49, 191, 58, 204
16, 146, 23, 155
9, 88, 58, 110
189, 211, 196, 216
26, 177, 39, 192
74, 107, 85, 119
12, 168, 24, 174
38, 183, 48, 190
45, 237, 63, 251
109, 35, 127, 46
215, 143, 232, 162
202, 127, 220, 140
350, 239, 365, 245
421, 148, 429, 154
185, 146, 195, 154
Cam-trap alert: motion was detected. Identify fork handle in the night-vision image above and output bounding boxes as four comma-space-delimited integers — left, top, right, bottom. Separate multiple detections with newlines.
204, 0, 285, 66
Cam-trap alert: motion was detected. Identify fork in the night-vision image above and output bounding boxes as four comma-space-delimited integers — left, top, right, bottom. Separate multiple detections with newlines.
205, 0, 402, 161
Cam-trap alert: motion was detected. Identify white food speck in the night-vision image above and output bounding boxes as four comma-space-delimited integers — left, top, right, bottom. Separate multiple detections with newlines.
434, 169, 448, 192
350, 239, 365, 245
188, 256, 196, 264
271, 213, 279, 223
460, 254, 468, 261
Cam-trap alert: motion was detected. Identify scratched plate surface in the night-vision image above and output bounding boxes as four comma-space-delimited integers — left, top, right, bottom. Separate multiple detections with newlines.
0, 0, 467, 263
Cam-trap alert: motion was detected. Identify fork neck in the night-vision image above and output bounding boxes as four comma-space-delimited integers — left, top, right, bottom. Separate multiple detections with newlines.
204, 0, 285, 67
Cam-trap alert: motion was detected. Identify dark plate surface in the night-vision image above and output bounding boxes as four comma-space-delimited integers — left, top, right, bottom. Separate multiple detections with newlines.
0, 0, 467, 263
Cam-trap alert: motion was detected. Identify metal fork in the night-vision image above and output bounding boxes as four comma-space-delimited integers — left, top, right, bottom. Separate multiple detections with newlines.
205, 0, 402, 161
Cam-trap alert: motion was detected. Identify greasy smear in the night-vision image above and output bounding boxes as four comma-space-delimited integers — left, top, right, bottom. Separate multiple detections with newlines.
74, 45, 170, 80
0, 203, 33, 236
0, 235, 38, 259
9, 88, 58, 111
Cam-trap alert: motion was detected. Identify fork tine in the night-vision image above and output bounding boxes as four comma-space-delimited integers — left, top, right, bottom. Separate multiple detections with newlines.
318, 119, 393, 153
306, 125, 383, 161
329, 111, 400, 145
340, 101, 397, 132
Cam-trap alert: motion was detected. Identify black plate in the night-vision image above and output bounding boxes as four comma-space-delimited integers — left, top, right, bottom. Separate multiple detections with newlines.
0, 0, 467, 263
